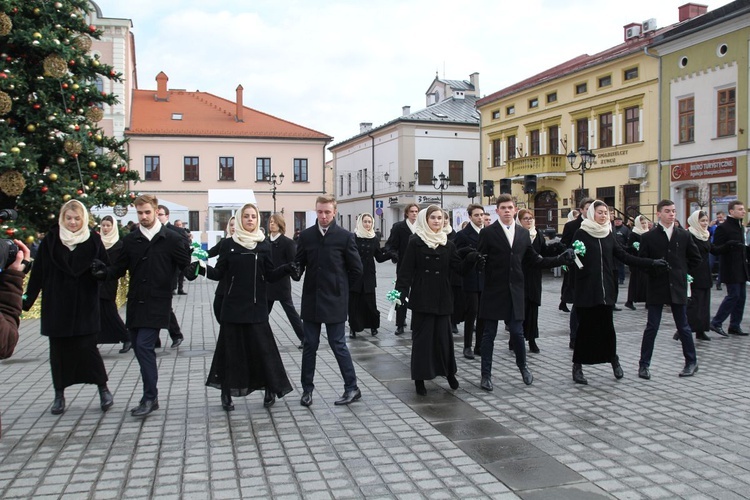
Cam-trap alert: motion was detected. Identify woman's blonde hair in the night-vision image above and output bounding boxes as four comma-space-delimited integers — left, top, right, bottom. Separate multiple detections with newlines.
269, 213, 286, 233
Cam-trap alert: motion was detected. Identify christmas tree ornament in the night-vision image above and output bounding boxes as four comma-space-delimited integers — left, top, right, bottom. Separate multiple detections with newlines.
32, 32, 42, 39
26, 124, 36, 132
72, 35, 92, 51
88, 161, 96, 168
0, 171, 26, 197
0, 91, 11, 115
85, 107, 103, 122
43, 55, 68, 78
0, 13, 12, 36
62, 194, 71, 201
25, 236, 34, 244
63, 140, 82, 156
49, 173, 58, 181
56, 157, 66, 165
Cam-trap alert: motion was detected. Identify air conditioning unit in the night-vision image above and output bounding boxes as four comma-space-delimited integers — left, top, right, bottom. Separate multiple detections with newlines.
625, 25, 641, 40
642, 18, 657, 33
628, 163, 647, 180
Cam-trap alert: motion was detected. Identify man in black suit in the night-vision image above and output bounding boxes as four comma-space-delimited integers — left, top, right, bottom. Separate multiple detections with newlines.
157, 205, 190, 347
560, 197, 594, 347
710, 200, 748, 336
638, 199, 702, 379
454, 203, 485, 360
295, 195, 364, 407
384, 203, 419, 335
477, 194, 573, 389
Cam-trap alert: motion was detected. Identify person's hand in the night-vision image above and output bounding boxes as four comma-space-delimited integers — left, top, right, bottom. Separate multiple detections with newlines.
184, 261, 204, 280
475, 253, 486, 271
560, 248, 576, 263
729, 240, 746, 247
7, 240, 31, 274
91, 259, 107, 280
390, 252, 399, 264
286, 262, 302, 281
651, 258, 669, 269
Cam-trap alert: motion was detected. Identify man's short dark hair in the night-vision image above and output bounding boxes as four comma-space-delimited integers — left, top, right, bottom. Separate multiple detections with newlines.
495, 194, 514, 207
579, 197, 594, 210
467, 203, 483, 216
656, 199, 675, 212
157, 204, 169, 215
728, 200, 745, 212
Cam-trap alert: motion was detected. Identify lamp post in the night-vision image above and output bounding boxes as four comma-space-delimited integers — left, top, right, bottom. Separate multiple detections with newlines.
432, 172, 450, 207
566, 146, 596, 193
268, 172, 285, 213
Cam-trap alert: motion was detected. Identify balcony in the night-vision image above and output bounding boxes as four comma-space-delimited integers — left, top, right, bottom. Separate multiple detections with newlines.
506, 154, 568, 178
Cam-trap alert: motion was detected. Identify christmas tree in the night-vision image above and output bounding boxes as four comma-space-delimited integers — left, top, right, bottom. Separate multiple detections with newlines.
0, 0, 138, 244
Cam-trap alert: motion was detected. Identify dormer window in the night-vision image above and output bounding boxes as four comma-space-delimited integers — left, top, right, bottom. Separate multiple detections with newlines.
172, 113, 183, 120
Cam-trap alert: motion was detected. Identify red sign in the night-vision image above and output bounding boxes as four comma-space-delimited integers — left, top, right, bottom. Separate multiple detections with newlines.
670, 157, 736, 181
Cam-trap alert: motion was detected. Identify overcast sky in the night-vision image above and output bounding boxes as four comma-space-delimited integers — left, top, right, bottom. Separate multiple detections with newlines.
92, 0, 733, 150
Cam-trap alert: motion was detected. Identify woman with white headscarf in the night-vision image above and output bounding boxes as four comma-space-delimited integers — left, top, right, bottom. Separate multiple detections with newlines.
349, 213, 391, 337
97, 215, 130, 353
685, 210, 713, 341
624, 215, 650, 310
194, 204, 294, 411
395, 205, 481, 395
23, 200, 113, 416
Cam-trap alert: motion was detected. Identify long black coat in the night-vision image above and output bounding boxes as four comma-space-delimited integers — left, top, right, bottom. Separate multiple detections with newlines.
98, 240, 123, 301
626, 231, 648, 302
523, 234, 555, 305
352, 236, 390, 293
560, 215, 584, 302
296, 222, 363, 323
24, 227, 108, 337
639, 224, 702, 305
690, 236, 712, 289
713, 216, 749, 284
267, 234, 296, 301
454, 225, 484, 292
106, 225, 191, 329
477, 221, 560, 321
384, 220, 413, 271
207, 237, 229, 296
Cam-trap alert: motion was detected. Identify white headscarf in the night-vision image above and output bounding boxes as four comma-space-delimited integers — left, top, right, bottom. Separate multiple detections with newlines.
415, 206, 447, 249
632, 215, 648, 236
58, 200, 91, 250
687, 210, 710, 241
580, 201, 612, 239
232, 203, 266, 250
225, 216, 235, 236
355, 213, 376, 239
100, 216, 120, 250
516, 211, 537, 242
441, 210, 453, 235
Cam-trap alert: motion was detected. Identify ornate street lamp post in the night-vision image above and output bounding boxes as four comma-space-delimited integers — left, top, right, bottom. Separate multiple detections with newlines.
268, 172, 285, 213
432, 172, 450, 207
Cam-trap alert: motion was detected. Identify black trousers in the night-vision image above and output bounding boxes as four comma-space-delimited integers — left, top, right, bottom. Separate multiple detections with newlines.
463, 292, 484, 352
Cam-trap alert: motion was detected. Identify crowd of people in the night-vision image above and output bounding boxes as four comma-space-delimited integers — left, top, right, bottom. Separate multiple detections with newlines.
12, 191, 750, 420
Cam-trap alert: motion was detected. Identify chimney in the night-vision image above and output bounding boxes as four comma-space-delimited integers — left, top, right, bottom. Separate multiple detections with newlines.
235, 84, 244, 122
679, 3, 708, 22
402, 106, 411, 116
155, 71, 168, 101
469, 72, 479, 96
360, 122, 373, 134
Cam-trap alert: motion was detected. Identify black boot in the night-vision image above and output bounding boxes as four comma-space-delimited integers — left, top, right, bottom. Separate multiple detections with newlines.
558, 301, 570, 312
98, 385, 114, 412
51, 389, 65, 415
528, 339, 540, 353
447, 374, 459, 390
263, 389, 276, 408
415, 380, 426, 396
572, 363, 588, 385
370, 328, 378, 336
221, 389, 234, 411
118, 341, 132, 353
611, 356, 624, 379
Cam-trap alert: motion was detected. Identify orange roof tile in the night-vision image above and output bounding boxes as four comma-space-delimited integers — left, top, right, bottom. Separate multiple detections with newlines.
126, 88, 332, 140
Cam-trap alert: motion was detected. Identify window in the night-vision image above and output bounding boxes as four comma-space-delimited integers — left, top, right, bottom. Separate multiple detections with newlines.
219, 157, 234, 181
347, 173, 351, 195
678, 97, 694, 143
188, 211, 199, 231
624, 67, 639, 80
448, 160, 463, 185
547, 92, 557, 103
507, 135, 516, 160
530, 130, 540, 156
598, 75, 612, 88
492, 139, 502, 167
417, 159, 433, 185
599, 112, 613, 148
625, 106, 639, 144
294, 211, 306, 233
183, 156, 199, 181
528, 97, 539, 109
259, 211, 271, 233
492, 110, 500, 119
506, 105, 515, 116
338, 175, 343, 196
548, 126, 559, 154
144, 156, 160, 181
256, 158, 271, 181
717, 88, 736, 137
294, 158, 308, 182
575, 82, 587, 95
363, 168, 368, 192
576, 118, 589, 150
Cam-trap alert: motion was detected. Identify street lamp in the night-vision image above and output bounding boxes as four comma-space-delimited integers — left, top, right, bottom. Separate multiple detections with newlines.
566, 146, 596, 192
432, 172, 450, 207
268, 172, 285, 213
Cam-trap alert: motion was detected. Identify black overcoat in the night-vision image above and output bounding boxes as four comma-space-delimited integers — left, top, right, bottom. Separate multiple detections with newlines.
295, 222, 363, 323
454, 225, 484, 292
523, 234, 554, 305
267, 234, 296, 301
689, 236, 712, 289
639, 224, 702, 305
560, 215, 584, 302
207, 237, 229, 296
712, 216, 749, 284
626, 231, 648, 302
351, 236, 390, 294
24, 227, 108, 337
98, 240, 122, 301
384, 220, 413, 271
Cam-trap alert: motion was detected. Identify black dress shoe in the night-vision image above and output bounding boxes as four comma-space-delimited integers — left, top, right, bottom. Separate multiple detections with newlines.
673, 331, 680, 341
263, 390, 275, 408
298, 342, 304, 349
177, 290, 187, 295
572, 364, 588, 385
221, 391, 234, 411
480, 376, 493, 391
696, 332, 711, 341
447, 374, 459, 390
624, 302, 636, 310
334, 388, 362, 406
611, 359, 624, 380
349, 330, 357, 338
559, 301, 570, 313
131, 400, 159, 417
638, 366, 651, 380
99, 386, 114, 412
395, 326, 405, 336
528, 339, 540, 353
300, 392, 313, 407
371, 328, 378, 336
520, 365, 533, 385
51, 390, 65, 415
415, 380, 427, 396
679, 362, 699, 377
119, 341, 132, 353
728, 327, 748, 336
463, 347, 475, 360
171, 337, 183, 348
710, 324, 729, 337
451, 324, 459, 334
612, 306, 622, 311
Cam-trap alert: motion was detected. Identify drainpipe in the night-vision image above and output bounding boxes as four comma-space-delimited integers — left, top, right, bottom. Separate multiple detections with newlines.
368, 133, 376, 217
478, 108, 483, 206
644, 46, 662, 200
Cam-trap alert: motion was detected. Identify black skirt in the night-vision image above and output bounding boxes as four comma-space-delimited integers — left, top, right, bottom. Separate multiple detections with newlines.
523, 301, 539, 340
348, 291, 380, 332
49, 334, 108, 389
410, 312, 457, 380
687, 287, 711, 334
206, 321, 293, 399
573, 305, 617, 364
98, 299, 129, 344
626, 267, 647, 303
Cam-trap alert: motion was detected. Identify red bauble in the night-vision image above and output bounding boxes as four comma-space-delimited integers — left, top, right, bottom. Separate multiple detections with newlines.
118, 167, 127, 173
92, 174, 98, 180
69, 95, 75, 101
0, 73, 7, 79
110, 70, 116, 76
77, 189, 83, 195
41, 186, 48, 193
89, 25, 97, 32
62, 83, 69, 89
68, 60, 75, 66
74, 125, 80, 131
33, 103, 41, 109
6, 229, 14, 236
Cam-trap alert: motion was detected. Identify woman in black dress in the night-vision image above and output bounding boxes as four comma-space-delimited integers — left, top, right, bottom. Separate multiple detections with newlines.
195, 203, 293, 411
349, 213, 391, 338
572, 201, 659, 384
207, 216, 235, 323
685, 210, 713, 341
267, 214, 304, 347
624, 215, 649, 310
23, 200, 113, 415
97, 216, 130, 353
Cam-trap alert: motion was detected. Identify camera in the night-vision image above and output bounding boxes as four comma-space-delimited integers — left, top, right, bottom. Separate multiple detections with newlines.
0, 240, 18, 270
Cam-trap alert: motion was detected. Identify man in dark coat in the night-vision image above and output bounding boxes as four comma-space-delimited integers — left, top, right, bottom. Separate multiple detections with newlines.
384, 203, 419, 335
295, 195, 364, 407
157, 205, 190, 348
454, 203, 485, 360
560, 198, 594, 347
613, 216, 630, 285
710, 200, 748, 336
93, 195, 191, 417
638, 200, 703, 380
477, 194, 572, 389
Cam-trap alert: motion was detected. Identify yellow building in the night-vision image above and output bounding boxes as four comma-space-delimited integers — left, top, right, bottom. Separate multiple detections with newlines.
477, 6, 707, 232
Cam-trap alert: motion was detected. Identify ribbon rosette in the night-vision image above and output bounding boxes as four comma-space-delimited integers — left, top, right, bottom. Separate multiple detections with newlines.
191, 242, 209, 276
572, 240, 586, 269
687, 274, 694, 298
386, 288, 402, 322
632, 241, 640, 251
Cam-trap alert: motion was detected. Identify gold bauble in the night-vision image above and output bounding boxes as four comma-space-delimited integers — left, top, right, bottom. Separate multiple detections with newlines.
91, 59, 100, 67
62, 194, 71, 201
73, 35, 92, 52
85, 107, 103, 122
49, 173, 58, 181
42, 55, 68, 78
25, 236, 35, 244
0, 91, 11, 116
9, 146, 20, 154
0, 170, 26, 197
26, 124, 36, 132
0, 13, 12, 36
63, 139, 82, 155
88, 161, 96, 168
32, 32, 42, 39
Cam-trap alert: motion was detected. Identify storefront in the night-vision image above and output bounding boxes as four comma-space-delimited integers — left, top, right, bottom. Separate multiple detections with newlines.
670, 157, 737, 224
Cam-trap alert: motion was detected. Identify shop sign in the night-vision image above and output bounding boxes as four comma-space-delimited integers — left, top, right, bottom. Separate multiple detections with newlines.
670, 157, 736, 181
417, 195, 441, 204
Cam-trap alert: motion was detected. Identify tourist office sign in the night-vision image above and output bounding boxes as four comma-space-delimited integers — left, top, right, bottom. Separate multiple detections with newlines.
670, 157, 736, 181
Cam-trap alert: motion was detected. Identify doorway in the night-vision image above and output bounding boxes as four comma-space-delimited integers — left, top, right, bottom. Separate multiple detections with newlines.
534, 190, 558, 232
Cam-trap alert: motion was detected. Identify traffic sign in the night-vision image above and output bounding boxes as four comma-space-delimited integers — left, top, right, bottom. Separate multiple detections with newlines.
375, 208, 383, 216
375, 200, 383, 208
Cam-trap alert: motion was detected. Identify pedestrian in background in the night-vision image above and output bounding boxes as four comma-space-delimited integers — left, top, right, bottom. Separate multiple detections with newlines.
267, 213, 304, 347
624, 215, 650, 311
206, 216, 235, 323
24, 200, 113, 416
443, 210, 462, 335
684, 210, 713, 341
454, 204, 485, 360
97, 216, 130, 353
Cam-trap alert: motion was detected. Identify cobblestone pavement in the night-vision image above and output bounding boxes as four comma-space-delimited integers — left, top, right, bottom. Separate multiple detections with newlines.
1, 263, 750, 499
